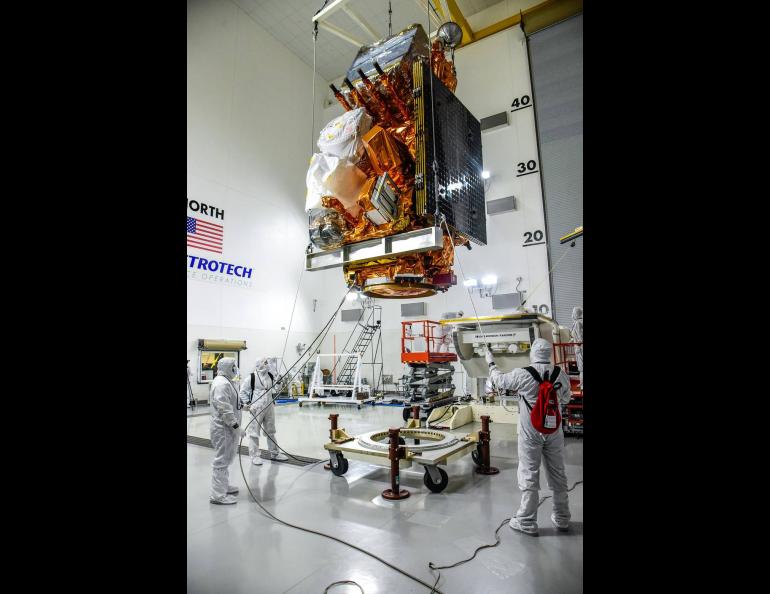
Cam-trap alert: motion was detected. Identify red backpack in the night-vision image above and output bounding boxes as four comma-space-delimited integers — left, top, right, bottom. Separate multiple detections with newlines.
520, 366, 563, 434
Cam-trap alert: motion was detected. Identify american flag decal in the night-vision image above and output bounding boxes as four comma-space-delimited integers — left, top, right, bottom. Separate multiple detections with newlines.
187, 216, 223, 253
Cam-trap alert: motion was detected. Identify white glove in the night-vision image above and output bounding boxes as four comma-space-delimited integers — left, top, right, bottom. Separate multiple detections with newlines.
484, 344, 496, 365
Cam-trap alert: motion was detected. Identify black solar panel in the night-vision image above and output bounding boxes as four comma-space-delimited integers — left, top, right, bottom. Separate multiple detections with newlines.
417, 61, 486, 245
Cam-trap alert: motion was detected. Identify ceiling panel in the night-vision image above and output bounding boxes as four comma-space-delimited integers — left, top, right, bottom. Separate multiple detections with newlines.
456, 0, 501, 16
232, 0, 502, 82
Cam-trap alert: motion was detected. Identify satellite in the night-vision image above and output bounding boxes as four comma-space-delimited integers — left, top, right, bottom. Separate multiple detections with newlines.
305, 23, 486, 299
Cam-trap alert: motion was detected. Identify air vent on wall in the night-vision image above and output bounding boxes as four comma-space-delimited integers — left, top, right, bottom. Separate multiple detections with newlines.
341, 309, 363, 322
401, 302, 427, 316
492, 293, 523, 310
487, 196, 516, 215
480, 111, 509, 133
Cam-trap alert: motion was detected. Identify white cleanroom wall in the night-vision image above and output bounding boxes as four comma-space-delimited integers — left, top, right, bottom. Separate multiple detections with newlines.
187, 0, 337, 401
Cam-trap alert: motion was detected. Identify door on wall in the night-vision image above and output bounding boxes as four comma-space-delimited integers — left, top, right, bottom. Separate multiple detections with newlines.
529, 14, 583, 327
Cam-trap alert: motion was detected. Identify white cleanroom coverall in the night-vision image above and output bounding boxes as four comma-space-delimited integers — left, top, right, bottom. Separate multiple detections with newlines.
239, 358, 287, 463
571, 306, 583, 388
209, 358, 242, 503
187, 363, 193, 407
488, 338, 573, 532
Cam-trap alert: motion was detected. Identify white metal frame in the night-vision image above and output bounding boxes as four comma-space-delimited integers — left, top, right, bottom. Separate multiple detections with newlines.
298, 353, 374, 407
312, 0, 442, 47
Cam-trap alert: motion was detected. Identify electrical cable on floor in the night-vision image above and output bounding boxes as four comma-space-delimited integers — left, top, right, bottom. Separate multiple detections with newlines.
427, 480, 584, 594
234, 290, 449, 593
324, 581, 364, 594
237, 447, 446, 594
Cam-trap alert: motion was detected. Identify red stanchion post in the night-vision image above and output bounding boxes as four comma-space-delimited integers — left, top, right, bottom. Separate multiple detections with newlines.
412, 406, 421, 444
382, 428, 410, 500
475, 415, 500, 475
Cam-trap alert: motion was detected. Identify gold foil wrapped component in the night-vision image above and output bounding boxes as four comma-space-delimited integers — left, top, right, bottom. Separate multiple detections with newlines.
390, 123, 416, 159
431, 40, 457, 93
428, 234, 456, 270
362, 125, 413, 192
321, 197, 359, 227
357, 69, 396, 128
355, 152, 375, 179
345, 182, 414, 243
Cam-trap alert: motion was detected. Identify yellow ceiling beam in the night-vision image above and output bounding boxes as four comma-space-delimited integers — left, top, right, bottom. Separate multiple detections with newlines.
460, 0, 583, 47
445, 0, 475, 44
433, 0, 446, 20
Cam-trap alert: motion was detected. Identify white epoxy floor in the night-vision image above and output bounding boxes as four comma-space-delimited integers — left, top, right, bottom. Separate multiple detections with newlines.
187, 402, 493, 460
187, 402, 583, 593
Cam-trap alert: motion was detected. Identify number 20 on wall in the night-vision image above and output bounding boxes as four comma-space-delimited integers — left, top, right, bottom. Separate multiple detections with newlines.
523, 230, 544, 244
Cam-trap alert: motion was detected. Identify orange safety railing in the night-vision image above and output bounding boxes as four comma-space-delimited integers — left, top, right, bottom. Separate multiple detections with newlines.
401, 320, 457, 364
553, 342, 582, 394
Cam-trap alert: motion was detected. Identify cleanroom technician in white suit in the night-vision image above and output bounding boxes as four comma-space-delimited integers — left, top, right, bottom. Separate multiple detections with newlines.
571, 306, 583, 388
239, 357, 289, 465
486, 338, 573, 535
209, 357, 242, 505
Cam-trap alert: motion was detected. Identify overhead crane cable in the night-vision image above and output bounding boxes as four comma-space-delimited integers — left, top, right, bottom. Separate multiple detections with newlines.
425, 0, 440, 219
440, 216, 497, 399
239, 286, 354, 464
520, 242, 575, 308
248, 285, 352, 411
279, 255, 307, 376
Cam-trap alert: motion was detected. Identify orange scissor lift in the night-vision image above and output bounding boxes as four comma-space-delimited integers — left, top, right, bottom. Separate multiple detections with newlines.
400, 320, 458, 422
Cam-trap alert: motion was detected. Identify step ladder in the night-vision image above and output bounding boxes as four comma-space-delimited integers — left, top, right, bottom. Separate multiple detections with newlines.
336, 320, 379, 385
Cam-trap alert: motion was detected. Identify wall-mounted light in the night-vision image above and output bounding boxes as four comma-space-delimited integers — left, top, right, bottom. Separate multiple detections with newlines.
481, 170, 491, 179
465, 275, 498, 298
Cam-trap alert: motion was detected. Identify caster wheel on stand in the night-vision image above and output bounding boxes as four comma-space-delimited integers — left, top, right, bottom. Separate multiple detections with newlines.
328, 452, 349, 476
471, 445, 482, 466
423, 467, 449, 493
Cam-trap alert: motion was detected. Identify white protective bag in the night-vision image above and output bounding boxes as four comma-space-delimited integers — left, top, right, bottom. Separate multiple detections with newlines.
305, 153, 366, 214
317, 107, 372, 159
